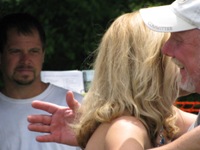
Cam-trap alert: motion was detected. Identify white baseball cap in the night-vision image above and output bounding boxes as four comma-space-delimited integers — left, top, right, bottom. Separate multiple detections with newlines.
139, 0, 200, 32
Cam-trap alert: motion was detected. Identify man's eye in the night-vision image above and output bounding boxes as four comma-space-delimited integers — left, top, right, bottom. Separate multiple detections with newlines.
30, 49, 41, 54
30, 51, 39, 55
9, 49, 21, 54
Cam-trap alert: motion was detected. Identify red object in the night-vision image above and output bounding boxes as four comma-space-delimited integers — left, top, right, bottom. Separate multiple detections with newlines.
174, 101, 200, 113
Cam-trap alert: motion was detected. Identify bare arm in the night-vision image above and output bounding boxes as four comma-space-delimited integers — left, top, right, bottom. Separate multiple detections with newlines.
174, 106, 197, 138
148, 107, 198, 150
103, 116, 151, 150
148, 126, 200, 150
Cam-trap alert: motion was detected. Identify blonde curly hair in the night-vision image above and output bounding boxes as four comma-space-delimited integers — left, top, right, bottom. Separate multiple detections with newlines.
74, 11, 179, 148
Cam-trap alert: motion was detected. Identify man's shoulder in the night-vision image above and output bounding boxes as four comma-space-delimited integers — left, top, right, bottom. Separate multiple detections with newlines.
49, 84, 83, 102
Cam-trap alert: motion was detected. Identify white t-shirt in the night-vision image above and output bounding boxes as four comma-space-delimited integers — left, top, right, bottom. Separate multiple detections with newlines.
0, 84, 83, 150
188, 112, 200, 130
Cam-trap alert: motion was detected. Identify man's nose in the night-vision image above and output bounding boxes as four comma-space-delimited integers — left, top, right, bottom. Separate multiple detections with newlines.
20, 53, 30, 62
161, 42, 174, 57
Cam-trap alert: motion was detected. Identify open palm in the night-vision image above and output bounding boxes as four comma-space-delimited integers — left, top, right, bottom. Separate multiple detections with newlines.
28, 91, 80, 146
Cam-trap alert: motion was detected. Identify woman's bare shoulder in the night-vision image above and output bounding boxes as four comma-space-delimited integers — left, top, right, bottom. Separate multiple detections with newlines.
86, 115, 152, 150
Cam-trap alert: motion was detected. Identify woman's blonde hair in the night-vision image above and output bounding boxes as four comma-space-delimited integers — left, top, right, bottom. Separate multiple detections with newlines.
74, 11, 179, 148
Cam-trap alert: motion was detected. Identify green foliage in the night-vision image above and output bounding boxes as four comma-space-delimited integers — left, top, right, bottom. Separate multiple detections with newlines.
179, 93, 200, 102
0, 0, 173, 70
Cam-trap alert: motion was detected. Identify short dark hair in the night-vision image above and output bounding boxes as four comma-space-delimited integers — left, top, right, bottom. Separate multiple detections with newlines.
0, 12, 46, 53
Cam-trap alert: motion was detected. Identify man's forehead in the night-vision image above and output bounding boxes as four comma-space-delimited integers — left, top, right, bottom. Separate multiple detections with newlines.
171, 29, 200, 37
7, 27, 37, 36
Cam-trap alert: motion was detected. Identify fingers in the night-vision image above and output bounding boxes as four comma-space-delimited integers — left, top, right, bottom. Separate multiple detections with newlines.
28, 123, 51, 133
66, 91, 81, 111
27, 114, 52, 133
35, 135, 55, 142
32, 100, 60, 114
27, 114, 52, 125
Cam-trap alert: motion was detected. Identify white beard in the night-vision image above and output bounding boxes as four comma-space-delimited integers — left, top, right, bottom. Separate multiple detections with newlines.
179, 73, 196, 93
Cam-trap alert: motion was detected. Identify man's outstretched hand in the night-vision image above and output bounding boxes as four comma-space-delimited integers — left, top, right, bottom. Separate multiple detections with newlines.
27, 91, 81, 146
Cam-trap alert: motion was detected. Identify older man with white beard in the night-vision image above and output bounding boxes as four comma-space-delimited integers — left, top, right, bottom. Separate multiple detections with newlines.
140, 0, 200, 129
139, 0, 200, 149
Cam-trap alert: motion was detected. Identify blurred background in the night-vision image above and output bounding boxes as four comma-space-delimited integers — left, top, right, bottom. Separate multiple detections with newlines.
1, 0, 200, 112
0, 0, 174, 70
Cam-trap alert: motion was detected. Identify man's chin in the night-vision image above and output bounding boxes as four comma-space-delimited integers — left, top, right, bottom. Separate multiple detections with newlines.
180, 81, 196, 93
14, 79, 34, 85
178, 72, 196, 93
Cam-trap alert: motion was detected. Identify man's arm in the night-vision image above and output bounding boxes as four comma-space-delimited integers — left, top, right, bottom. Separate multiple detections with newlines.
148, 126, 200, 150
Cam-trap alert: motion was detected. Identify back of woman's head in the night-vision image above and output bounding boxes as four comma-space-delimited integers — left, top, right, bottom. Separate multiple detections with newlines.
75, 11, 179, 148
